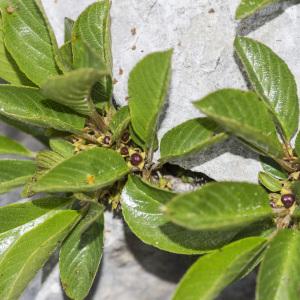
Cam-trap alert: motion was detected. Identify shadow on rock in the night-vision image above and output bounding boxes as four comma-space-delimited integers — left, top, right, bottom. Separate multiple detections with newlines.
237, 0, 300, 36
123, 221, 198, 283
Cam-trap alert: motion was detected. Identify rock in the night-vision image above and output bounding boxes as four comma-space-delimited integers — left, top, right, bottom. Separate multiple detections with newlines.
1, 0, 300, 299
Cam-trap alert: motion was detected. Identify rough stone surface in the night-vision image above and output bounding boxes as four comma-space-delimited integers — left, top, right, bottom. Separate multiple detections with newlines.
1, 0, 300, 299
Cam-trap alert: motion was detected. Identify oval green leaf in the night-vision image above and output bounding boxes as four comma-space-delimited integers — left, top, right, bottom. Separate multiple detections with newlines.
294, 131, 300, 158
173, 237, 267, 300
160, 118, 227, 162
257, 229, 300, 300
236, 0, 280, 20
1, 0, 60, 86
60, 203, 104, 300
49, 138, 74, 158
129, 50, 172, 149
194, 89, 284, 158
235, 36, 298, 141
0, 197, 81, 300
0, 159, 36, 194
0, 86, 85, 133
259, 156, 288, 180
122, 176, 247, 254
166, 181, 273, 231
0, 135, 32, 157
258, 172, 282, 192
32, 147, 129, 193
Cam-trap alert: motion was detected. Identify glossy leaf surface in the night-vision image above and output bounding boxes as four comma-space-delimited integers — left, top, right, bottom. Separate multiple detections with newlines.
260, 156, 288, 180
166, 182, 273, 231
235, 36, 298, 140
0, 17, 30, 85
122, 176, 246, 254
195, 89, 284, 158
173, 237, 266, 300
0, 197, 80, 300
2, 0, 60, 85
257, 229, 300, 300
60, 203, 104, 300
258, 172, 282, 192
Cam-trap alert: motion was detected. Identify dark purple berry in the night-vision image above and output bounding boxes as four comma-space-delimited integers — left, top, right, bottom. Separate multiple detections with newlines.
121, 132, 130, 143
281, 194, 295, 208
120, 146, 129, 156
130, 153, 143, 166
103, 136, 111, 145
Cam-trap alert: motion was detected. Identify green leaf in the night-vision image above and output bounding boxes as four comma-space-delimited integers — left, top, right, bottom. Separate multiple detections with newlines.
0, 114, 48, 145
0, 197, 80, 300
129, 125, 146, 150
291, 181, 300, 204
260, 156, 288, 180
0, 160, 36, 194
57, 41, 73, 72
194, 89, 284, 158
60, 203, 104, 300
32, 147, 129, 193
166, 181, 273, 231
0, 16, 30, 85
258, 172, 282, 192
0, 86, 85, 133
160, 118, 227, 162
294, 131, 300, 157
41, 68, 108, 116
173, 237, 267, 300
1, 0, 60, 86
0, 135, 32, 157
64, 17, 74, 43
49, 139, 74, 158
122, 176, 247, 254
0, 196, 72, 232
109, 106, 131, 141
129, 50, 173, 149
236, 0, 280, 19
72, 1, 112, 103
234, 36, 298, 140
257, 229, 300, 300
